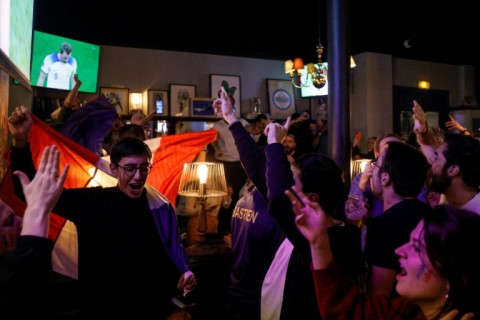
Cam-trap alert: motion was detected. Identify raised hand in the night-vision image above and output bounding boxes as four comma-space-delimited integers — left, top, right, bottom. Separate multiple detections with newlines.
14, 145, 69, 237
213, 86, 237, 124
412, 100, 427, 134
8, 106, 33, 147
285, 185, 334, 270
264, 117, 291, 145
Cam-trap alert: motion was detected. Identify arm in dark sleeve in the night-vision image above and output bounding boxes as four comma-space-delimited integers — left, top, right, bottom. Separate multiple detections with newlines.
265, 143, 312, 263
0, 236, 54, 316
229, 121, 267, 199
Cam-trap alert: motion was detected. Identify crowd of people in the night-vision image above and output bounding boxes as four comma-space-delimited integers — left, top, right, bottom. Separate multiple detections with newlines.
3, 82, 480, 320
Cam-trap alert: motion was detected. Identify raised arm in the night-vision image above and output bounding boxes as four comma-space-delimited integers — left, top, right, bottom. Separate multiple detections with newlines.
286, 186, 334, 269
445, 114, 471, 135
213, 86, 268, 198
8, 106, 33, 149
15, 145, 69, 237
64, 74, 82, 108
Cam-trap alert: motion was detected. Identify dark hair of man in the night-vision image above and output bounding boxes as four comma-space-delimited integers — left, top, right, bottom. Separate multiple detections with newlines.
293, 153, 344, 215
443, 132, 480, 190
119, 124, 146, 141
423, 204, 480, 317
110, 137, 152, 166
60, 42, 72, 54
380, 141, 429, 197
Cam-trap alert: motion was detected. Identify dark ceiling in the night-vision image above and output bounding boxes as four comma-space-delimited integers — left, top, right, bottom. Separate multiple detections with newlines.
33, 0, 478, 67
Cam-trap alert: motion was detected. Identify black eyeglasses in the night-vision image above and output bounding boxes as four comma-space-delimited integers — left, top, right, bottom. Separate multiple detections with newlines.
370, 157, 382, 170
117, 164, 152, 177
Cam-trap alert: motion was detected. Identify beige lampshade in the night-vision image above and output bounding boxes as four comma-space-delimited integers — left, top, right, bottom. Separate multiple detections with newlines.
284, 60, 294, 74
178, 162, 228, 198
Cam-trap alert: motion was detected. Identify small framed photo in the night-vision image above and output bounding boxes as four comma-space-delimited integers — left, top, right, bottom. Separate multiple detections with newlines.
148, 90, 169, 116
191, 98, 216, 117
210, 74, 241, 118
169, 84, 196, 117
266, 79, 296, 119
100, 87, 129, 115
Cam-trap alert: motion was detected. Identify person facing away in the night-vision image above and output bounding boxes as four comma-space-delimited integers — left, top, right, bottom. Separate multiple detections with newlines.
262, 121, 365, 320
288, 186, 479, 319
365, 141, 431, 296
213, 87, 284, 320
210, 111, 250, 234
1, 144, 69, 318
37, 42, 77, 90
8, 106, 196, 319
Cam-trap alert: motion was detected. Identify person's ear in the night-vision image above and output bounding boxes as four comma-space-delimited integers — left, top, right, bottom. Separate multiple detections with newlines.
447, 165, 460, 177
381, 172, 390, 185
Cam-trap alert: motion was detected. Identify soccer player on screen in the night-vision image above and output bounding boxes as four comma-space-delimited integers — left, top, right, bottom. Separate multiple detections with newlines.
37, 42, 77, 90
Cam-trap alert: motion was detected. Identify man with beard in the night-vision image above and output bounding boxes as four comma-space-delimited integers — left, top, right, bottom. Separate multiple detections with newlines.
413, 100, 480, 214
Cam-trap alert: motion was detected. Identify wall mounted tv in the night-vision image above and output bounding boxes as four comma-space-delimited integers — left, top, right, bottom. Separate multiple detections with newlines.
300, 62, 328, 98
0, 0, 34, 88
30, 30, 100, 93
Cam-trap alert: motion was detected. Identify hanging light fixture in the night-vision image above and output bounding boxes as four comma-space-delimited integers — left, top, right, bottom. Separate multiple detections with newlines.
285, 40, 327, 89
284, 3, 356, 90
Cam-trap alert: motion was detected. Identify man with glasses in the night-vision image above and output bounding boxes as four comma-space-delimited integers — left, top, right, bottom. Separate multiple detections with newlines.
8, 107, 196, 318
364, 141, 431, 297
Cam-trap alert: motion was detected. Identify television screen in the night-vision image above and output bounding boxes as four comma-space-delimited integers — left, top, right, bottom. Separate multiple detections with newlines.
300, 62, 328, 98
30, 30, 100, 93
0, 0, 34, 86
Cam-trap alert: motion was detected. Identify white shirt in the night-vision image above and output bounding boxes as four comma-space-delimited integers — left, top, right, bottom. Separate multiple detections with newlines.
212, 118, 249, 162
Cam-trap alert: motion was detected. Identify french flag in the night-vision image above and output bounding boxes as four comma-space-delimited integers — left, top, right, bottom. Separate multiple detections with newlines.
1, 113, 217, 278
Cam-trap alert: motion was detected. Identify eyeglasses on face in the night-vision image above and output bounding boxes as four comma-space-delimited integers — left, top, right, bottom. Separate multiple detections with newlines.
117, 164, 152, 177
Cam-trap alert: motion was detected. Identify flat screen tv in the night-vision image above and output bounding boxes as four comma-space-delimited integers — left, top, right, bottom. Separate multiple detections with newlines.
300, 62, 328, 98
30, 30, 100, 93
0, 0, 34, 87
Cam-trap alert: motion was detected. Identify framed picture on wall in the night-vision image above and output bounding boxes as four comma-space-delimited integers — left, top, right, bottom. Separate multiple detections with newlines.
266, 79, 296, 119
191, 98, 216, 117
100, 87, 129, 116
210, 74, 241, 118
148, 89, 169, 116
169, 84, 196, 117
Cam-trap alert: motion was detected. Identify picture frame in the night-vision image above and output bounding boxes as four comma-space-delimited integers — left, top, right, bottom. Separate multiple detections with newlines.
100, 87, 129, 116
169, 84, 196, 117
148, 89, 169, 116
210, 74, 241, 118
191, 98, 216, 118
266, 79, 296, 119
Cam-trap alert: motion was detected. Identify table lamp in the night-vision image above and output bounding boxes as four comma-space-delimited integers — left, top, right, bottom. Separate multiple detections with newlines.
178, 162, 228, 239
